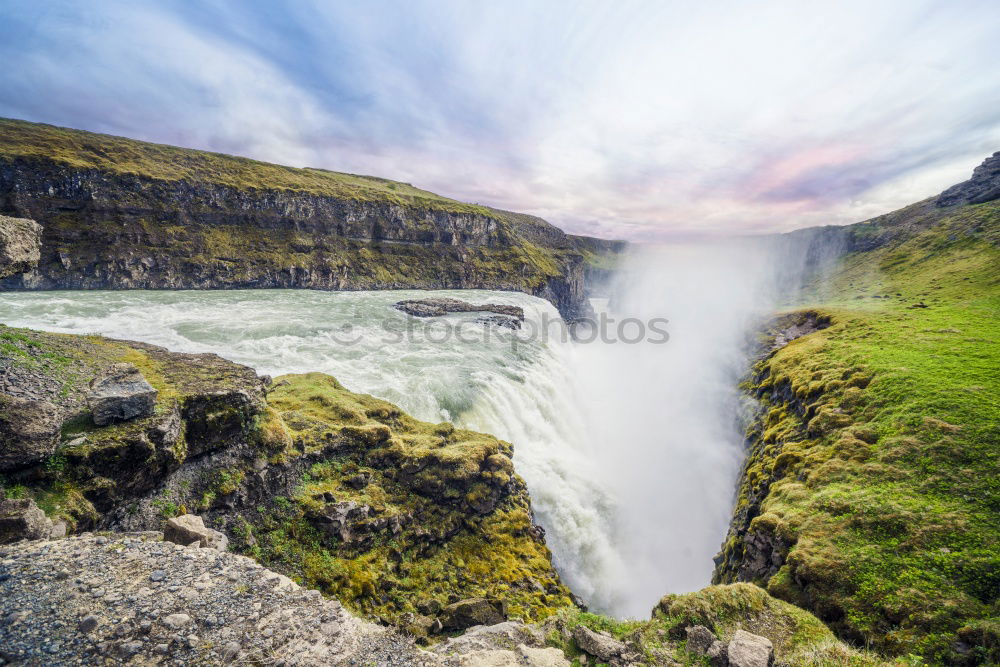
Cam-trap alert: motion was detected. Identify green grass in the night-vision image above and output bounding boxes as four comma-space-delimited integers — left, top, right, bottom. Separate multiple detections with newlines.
721, 200, 1000, 663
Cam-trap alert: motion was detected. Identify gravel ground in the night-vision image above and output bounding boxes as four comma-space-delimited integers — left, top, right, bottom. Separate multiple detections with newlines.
0, 533, 570, 666
0, 532, 437, 666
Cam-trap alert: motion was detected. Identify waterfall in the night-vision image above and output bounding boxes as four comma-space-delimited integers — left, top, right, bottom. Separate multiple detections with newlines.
0, 242, 782, 617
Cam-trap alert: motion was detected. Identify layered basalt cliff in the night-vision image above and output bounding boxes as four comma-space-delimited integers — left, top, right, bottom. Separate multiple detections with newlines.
0, 118, 623, 319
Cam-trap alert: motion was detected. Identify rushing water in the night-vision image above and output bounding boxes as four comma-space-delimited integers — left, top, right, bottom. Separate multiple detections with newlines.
0, 243, 776, 617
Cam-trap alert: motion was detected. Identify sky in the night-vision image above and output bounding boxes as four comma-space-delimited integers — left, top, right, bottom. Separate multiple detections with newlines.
1, 0, 999, 241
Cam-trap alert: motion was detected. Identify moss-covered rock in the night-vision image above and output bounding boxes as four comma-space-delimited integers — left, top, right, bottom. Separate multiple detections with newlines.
0, 327, 571, 630
541, 583, 879, 666
228, 372, 572, 626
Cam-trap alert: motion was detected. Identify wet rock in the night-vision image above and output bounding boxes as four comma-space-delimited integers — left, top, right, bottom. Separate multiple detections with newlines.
87, 363, 157, 426
0, 498, 53, 544
572, 625, 627, 662
727, 629, 774, 667
394, 297, 525, 321
0, 216, 42, 280
440, 598, 508, 631
475, 314, 522, 330
163, 515, 228, 552
0, 394, 61, 472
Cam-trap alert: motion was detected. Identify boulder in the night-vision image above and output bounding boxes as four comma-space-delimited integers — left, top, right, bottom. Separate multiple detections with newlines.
87, 363, 157, 426
433, 620, 546, 654
685, 625, 718, 655
707, 640, 729, 666
49, 520, 68, 539
0, 394, 61, 472
346, 473, 370, 489
572, 625, 627, 662
440, 597, 508, 631
163, 514, 228, 551
0, 215, 42, 280
453, 646, 569, 666
310, 500, 374, 544
0, 498, 53, 544
417, 598, 442, 616
727, 629, 774, 667
400, 613, 436, 639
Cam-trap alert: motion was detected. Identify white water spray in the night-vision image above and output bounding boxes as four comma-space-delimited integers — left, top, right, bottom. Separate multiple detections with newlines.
0, 239, 788, 618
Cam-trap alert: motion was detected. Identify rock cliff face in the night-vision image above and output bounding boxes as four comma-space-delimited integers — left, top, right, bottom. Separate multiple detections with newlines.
0, 118, 622, 319
0, 214, 42, 279
937, 151, 1000, 207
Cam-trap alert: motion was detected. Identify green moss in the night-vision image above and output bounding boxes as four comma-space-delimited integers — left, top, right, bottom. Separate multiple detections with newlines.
541, 584, 880, 666
228, 372, 573, 626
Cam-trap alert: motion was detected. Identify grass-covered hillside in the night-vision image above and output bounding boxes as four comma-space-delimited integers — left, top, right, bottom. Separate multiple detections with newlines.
717, 196, 999, 663
0, 117, 488, 214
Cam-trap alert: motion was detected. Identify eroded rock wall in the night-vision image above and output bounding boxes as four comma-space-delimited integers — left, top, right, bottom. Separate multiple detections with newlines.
0, 158, 595, 318
0, 214, 41, 279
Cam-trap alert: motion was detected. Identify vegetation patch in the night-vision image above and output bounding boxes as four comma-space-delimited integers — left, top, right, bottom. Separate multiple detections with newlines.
542, 583, 881, 665
237, 373, 572, 627
716, 200, 1000, 663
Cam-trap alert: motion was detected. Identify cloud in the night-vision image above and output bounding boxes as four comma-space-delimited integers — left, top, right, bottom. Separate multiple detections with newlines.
1, 0, 998, 240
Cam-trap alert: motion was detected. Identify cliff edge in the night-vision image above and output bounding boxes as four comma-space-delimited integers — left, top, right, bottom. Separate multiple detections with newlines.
0, 118, 623, 319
